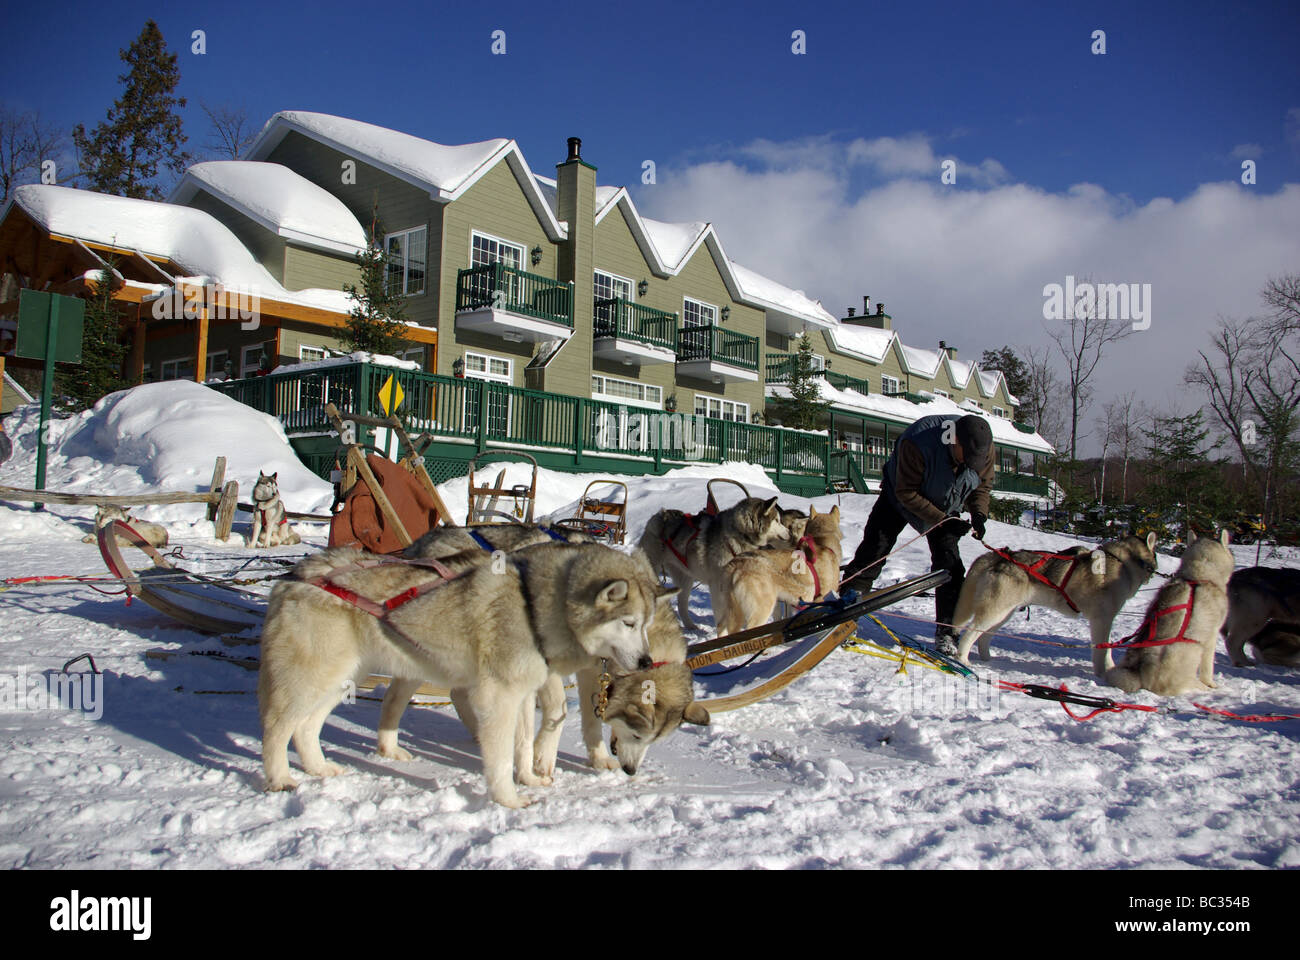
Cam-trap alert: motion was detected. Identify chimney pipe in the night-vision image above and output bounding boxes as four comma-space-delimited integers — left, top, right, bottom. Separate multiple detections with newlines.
847, 307, 855, 317
863, 295, 870, 315
876, 303, 884, 316
567, 137, 582, 162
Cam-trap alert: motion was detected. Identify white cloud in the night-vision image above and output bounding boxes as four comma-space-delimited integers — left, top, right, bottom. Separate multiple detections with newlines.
635, 137, 1300, 454
1230, 143, 1263, 161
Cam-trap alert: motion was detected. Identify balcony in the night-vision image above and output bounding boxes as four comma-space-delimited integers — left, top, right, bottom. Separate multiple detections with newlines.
676, 324, 760, 383
455, 263, 574, 343
592, 298, 678, 365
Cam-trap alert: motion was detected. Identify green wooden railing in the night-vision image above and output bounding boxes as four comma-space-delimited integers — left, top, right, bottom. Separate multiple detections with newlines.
210, 360, 1048, 495
455, 263, 574, 328
765, 353, 870, 396
677, 324, 759, 371
593, 298, 679, 352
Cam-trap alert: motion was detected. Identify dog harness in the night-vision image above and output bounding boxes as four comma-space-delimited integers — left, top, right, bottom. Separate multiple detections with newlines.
982, 543, 1086, 614
1098, 579, 1203, 650
305, 556, 462, 656
466, 526, 569, 552
797, 534, 822, 599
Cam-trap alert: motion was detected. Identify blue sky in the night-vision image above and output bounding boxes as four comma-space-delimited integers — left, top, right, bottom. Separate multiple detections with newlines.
4, 0, 1299, 450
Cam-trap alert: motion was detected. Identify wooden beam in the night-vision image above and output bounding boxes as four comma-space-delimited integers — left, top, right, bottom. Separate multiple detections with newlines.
194, 304, 209, 382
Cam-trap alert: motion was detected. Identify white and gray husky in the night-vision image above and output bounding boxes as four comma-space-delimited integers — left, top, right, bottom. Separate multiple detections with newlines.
952, 532, 1159, 674
81, 504, 169, 548
639, 496, 791, 629
259, 542, 664, 808
249, 471, 300, 547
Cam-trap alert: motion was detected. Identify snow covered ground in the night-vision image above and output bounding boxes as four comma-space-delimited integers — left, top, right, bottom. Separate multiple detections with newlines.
0, 385, 1297, 869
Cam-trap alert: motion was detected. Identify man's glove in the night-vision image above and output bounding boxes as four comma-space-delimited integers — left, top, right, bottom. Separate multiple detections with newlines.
971, 512, 987, 540
945, 516, 971, 538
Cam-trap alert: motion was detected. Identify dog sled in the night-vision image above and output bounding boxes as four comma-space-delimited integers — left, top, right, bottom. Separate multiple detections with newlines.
97, 519, 269, 636
466, 451, 538, 525
687, 570, 952, 712
552, 480, 628, 544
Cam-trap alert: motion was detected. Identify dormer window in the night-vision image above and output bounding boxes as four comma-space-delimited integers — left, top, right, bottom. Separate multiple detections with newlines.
384, 225, 427, 296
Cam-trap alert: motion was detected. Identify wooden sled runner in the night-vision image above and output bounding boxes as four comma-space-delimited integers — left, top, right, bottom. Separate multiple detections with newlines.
97, 519, 267, 635
553, 480, 628, 543
466, 451, 538, 525
686, 569, 952, 712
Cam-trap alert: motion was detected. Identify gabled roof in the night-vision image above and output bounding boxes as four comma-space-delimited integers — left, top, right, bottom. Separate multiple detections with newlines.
247, 111, 566, 240
9, 184, 352, 314
170, 161, 367, 256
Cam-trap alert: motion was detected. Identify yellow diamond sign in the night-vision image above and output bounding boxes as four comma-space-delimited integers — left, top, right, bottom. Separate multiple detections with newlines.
378, 374, 404, 415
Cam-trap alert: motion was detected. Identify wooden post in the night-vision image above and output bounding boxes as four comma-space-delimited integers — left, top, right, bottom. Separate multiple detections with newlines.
0, 355, 5, 413
130, 315, 145, 383
193, 295, 209, 383
206, 457, 227, 521
214, 480, 238, 541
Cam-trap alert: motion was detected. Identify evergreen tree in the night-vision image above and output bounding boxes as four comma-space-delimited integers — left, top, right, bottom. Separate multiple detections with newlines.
774, 333, 830, 430
1138, 410, 1220, 530
72, 20, 189, 200
979, 346, 1032, 402
56, 263, 130, 412
341, 210, 410, 356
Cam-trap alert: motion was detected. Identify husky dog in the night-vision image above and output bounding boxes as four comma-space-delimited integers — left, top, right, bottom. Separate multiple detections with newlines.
532, 589, 710, 778
81, 504, 169, 549
953, 532, 1160, 674
404, 521, 594, 561
1106, 530, 1234, 696
713, 505, 844, 636
1222, 566, 1300, 667
779, 508, 809, 545
250, 471, 300, 547
260, 543, 660, 807
639, 496, 791, 629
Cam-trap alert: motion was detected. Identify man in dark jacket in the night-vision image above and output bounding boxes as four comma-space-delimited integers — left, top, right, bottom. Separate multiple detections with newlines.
840, 413, 994, 655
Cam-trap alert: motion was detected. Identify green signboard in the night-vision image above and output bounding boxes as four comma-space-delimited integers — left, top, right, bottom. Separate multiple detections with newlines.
15, 290, 85, 363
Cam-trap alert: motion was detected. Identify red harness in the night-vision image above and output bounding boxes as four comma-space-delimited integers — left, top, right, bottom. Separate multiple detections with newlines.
797, 534, 822, 598
662, 513, 704, 569
984, 544, 1085, 613
1099, 580, 1202, 650
307, 556, 460, 655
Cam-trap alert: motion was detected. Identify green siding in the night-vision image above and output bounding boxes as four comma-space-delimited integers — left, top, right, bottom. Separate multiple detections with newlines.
283, 243, 360, 294
184, 191, 285, 285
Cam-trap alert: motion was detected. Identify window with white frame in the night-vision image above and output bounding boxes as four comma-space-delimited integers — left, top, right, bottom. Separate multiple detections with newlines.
471, 231, 524, 270
992, 406, 1006, 419
462, 351, 512, 436
207, 350, 229, 379
591, 374, 662, 409
881, 375, 900, 394
161, 357, 195, 381
385, 225, 427, 296
933, 389, 950, 399
400, 346, 426, 369
241, 344, 265, 377
683, 297, 718, 327
594, 270, 634, 303
299, 344, 328, 363
694, 393, 749, 423
868, 435, 887, 458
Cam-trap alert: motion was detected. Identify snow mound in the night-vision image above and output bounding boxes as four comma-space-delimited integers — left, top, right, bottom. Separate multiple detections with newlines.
1, 381, 333, 520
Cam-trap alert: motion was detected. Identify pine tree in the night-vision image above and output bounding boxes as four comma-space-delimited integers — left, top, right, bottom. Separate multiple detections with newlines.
56, 263, 130, 412
775, 333, 830, 430
341, 210, 410, 356
72, 20, 190, 199
979, 346, 1032, 401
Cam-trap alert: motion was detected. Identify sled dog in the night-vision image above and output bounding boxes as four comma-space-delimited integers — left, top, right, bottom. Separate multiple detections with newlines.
404, 543, 708, 778
639, 496, 790, 629
1222, 566, 1300, 667
404, 521, 594, 561
713, 505, 844, 635
259, 542, 661, 808
952, 532, 1160, 674
81, 504, 169, 549
249, 472, 300, 547
1106, 530, 1234, 696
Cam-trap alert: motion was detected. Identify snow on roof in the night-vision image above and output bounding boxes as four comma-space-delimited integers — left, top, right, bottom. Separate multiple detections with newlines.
174, 161, 366, 255
899, 343, 942, 377
826, 322, 897, 361
14, 184, 352, 314
947, 357, 973, 387
532, 174, 620, 221
258, 111, 510, 197
768, 379, 1052, 453
729, 261, 836, 326
641, 216, 708, 270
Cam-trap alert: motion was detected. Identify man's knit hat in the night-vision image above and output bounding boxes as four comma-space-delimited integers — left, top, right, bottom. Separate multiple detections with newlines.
955, 415, 993, 472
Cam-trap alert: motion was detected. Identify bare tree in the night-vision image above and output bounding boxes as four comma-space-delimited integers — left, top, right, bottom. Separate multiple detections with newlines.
1102, 391, 1139, 504
1185, 274, 1300, 529
200, 103, 258, 161
1046, 275, 1134, 460
0, 104, 64, 201
1022, 344, 1066, 450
